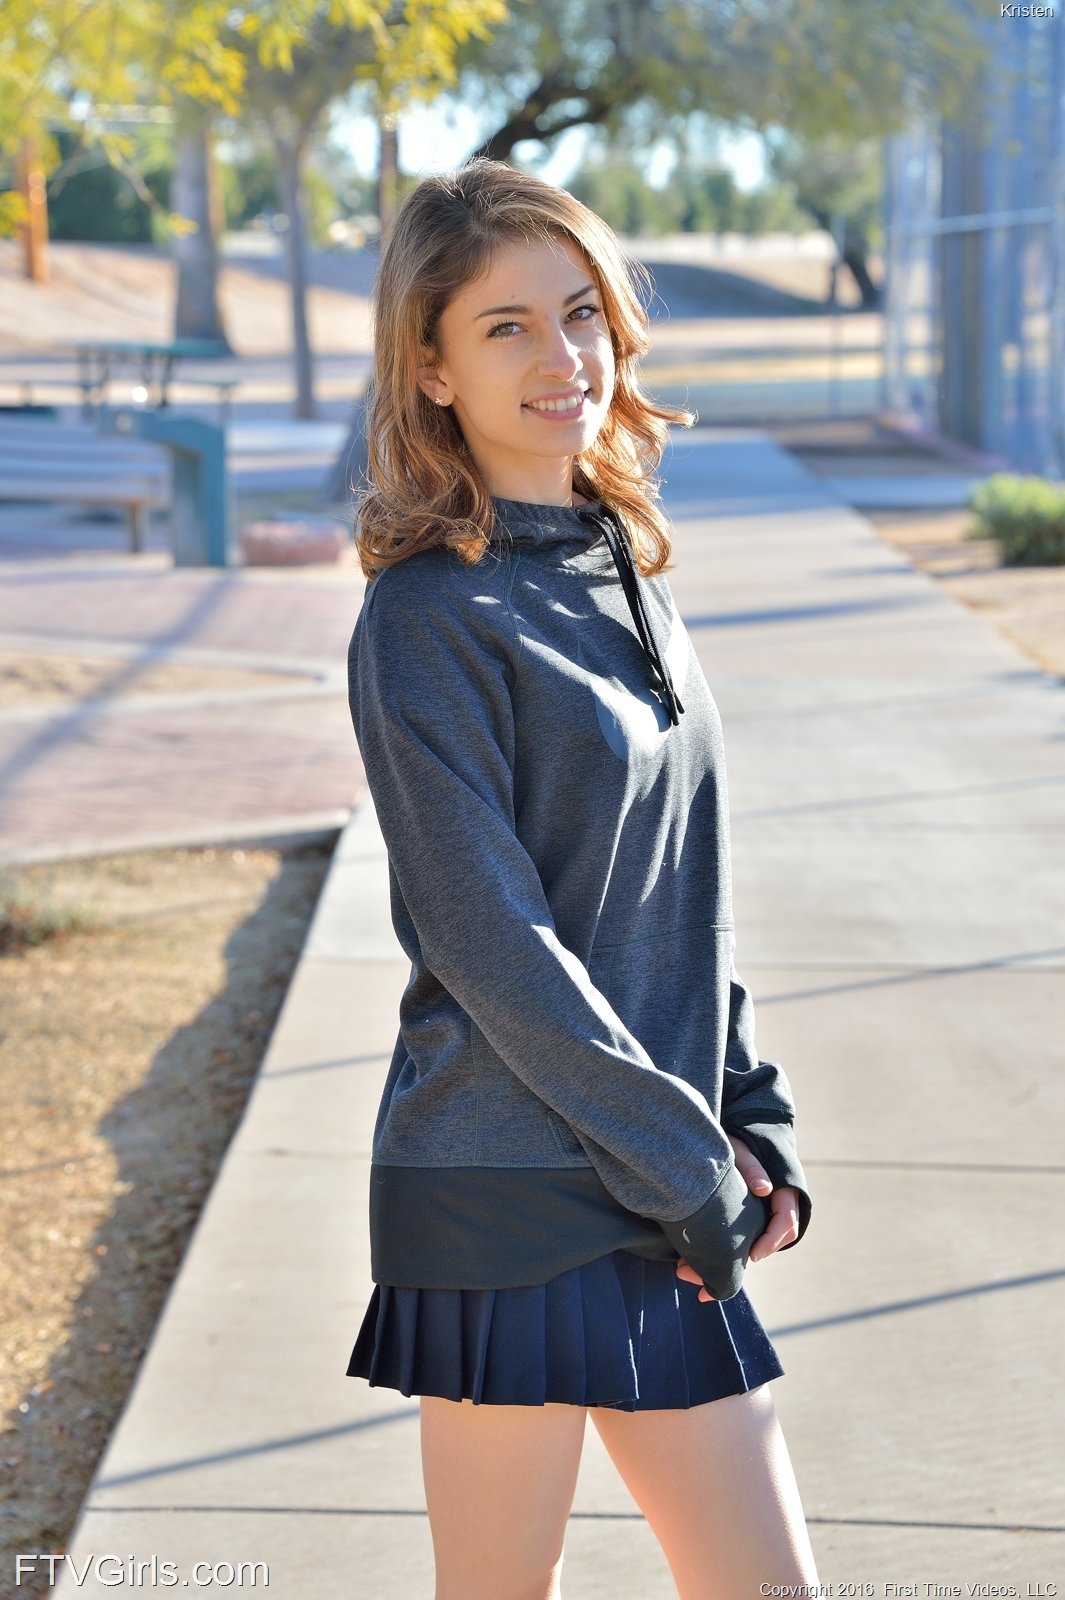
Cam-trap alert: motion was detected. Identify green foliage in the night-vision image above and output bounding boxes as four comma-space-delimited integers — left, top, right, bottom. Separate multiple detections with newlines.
301, 165, 342, 245
766, 131, 883, 249
221, 148, 281, 231
231, 0, 506, 153
219, 139, 376, 243
735, 0, 990, 141
1, 0, 507, 235
565, 151, 807, 238
460, 0, 993, 164
46, 130, 170, 244
737, 182, 808, 236
566, 159, 679, 237
967, 474, 1065, 566
0, 191, 29, 234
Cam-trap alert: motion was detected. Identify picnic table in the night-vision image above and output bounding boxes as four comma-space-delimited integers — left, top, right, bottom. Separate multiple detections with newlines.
74, 339, 237, 419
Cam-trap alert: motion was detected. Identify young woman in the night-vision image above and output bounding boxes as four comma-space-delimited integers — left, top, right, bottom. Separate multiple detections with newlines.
346, 158, 820, 1599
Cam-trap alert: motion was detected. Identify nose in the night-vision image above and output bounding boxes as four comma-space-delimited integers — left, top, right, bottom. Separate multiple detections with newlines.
537, 323, 583, 380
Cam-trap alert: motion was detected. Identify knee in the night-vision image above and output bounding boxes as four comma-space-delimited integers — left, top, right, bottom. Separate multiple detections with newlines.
434, 1550, 565, 1600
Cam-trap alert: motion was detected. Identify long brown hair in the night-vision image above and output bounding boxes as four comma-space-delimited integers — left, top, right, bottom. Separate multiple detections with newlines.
354, 159, 693, 582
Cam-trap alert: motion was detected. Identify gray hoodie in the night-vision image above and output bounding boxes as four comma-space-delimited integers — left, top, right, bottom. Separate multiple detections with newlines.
347, 496, 810, 1298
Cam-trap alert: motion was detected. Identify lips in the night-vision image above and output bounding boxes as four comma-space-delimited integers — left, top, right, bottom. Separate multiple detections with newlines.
524, 386, 590, 415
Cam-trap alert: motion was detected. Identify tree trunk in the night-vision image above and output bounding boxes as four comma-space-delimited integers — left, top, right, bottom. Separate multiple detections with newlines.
842, 240, 880, 309
805, 200, 881, 310
172, 99, 231, 348
378, 116, 399, 247
16, 134, 49, 285
277, 137, 316, 421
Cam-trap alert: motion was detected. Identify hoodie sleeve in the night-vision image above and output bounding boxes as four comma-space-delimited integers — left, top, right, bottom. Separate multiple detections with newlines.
350, 561, 762, 1301
719, 947, 812, 1247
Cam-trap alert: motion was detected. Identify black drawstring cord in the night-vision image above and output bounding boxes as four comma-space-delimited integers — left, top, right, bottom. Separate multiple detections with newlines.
577, 506, 685, 727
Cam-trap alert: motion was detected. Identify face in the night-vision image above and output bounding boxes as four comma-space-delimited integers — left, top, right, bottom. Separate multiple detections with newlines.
421, 234, 616, 505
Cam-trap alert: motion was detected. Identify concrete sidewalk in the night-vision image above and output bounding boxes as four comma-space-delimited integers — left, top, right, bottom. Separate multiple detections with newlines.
0, 558, 364, 865
51, 428, 1065, 1595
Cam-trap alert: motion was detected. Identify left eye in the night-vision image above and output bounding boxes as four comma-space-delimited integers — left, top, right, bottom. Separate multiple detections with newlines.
486, 304, 601, 340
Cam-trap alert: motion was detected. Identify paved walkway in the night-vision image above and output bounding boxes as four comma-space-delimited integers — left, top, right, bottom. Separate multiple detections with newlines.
40, 428, 1065, 1594
0, 558, 363, 864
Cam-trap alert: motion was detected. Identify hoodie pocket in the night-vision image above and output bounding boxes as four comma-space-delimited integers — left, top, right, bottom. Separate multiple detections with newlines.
470, 1021, 588, 1165
546, 1107, 585, 1159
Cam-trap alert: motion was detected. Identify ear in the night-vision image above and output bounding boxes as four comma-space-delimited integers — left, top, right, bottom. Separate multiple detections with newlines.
416, 348, 453, 408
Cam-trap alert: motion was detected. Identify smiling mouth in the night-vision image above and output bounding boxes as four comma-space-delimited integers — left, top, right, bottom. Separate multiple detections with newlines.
524, 388, 591, 415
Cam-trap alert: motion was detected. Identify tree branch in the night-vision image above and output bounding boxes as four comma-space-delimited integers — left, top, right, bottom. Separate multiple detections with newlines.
475, 76, 630, 162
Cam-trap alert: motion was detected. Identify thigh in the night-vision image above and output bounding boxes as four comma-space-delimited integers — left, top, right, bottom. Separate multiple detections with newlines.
589, 1384, 819, 1600
420, 1396, 588, 1600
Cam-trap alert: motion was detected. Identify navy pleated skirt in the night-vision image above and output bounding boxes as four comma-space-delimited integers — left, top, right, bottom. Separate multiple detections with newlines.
346, 1248, 783, 1410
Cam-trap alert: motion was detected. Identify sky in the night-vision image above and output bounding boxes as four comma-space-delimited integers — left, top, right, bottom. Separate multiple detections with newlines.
332, 97, 770, 192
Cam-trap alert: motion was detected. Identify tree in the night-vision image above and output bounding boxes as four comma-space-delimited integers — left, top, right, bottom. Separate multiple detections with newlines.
566, 153, 681, 237
230, 0, 506, 417
465, 0, 993, 161
1, 0, 505, 398
171, 99, 230, 344
765, 132, 885, 307
0, 0, 252, 312
455, 0, 995, 300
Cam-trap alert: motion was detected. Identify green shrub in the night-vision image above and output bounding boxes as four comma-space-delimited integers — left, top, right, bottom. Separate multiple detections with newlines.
47, 129, 170, 245
967, 473, 1065, 565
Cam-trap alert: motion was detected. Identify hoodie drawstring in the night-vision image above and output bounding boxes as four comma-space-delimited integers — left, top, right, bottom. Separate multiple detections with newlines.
577, 506, 685, 728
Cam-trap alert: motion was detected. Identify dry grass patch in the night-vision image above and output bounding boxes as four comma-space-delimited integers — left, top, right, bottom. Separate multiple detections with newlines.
0, 840, 334, 1594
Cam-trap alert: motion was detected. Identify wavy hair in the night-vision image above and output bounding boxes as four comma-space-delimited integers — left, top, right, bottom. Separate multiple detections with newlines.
354, 159, 693, 582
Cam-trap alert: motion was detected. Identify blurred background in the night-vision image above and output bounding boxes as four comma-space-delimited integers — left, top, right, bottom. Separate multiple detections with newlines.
3, 2, 1064, 1592
3, 0, 1057, 461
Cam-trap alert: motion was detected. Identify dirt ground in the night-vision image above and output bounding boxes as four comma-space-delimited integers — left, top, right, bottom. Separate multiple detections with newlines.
0, 841, 334, 1594
0, 239, 373, 356
0, 651, 315, 706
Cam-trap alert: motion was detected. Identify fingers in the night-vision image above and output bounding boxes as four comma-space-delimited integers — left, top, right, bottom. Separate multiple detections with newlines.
748, 1188, 800, 1263
727, 1133, 773, 1197
675, 1258, 717, 1302
675, 1181, 802, 1302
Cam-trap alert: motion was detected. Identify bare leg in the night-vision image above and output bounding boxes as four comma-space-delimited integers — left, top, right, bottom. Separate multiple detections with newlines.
589, 1384, 818, 1600
420, 1396, 588, 1600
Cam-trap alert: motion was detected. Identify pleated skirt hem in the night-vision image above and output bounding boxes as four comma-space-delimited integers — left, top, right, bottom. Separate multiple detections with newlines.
346, 1247, 783, 1410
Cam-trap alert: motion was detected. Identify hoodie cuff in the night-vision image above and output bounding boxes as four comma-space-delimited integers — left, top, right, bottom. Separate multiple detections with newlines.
657, 1161, 769, 1302
722, 1118, 812, 1247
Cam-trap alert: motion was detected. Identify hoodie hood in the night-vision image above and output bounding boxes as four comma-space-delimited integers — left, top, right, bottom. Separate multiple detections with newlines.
490, 495, 605, 547
490, 495, 685, 728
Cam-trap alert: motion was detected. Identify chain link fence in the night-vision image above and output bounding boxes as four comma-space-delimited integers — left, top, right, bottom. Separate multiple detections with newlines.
882, 10, 1065, 478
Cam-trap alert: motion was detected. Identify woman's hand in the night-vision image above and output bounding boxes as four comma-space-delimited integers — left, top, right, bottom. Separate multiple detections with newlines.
675, 1133, 800, 1302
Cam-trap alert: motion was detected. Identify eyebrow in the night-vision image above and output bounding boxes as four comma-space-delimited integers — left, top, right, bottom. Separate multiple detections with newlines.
473, 283, 597, 320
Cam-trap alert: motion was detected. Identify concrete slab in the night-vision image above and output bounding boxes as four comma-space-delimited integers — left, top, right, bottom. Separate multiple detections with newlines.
822, 473, 984, 508
53, 427, 1065, 1594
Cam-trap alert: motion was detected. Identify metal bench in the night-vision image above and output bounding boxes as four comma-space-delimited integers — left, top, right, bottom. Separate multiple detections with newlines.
0, 418, 169, 551
100, 409, 229, 566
